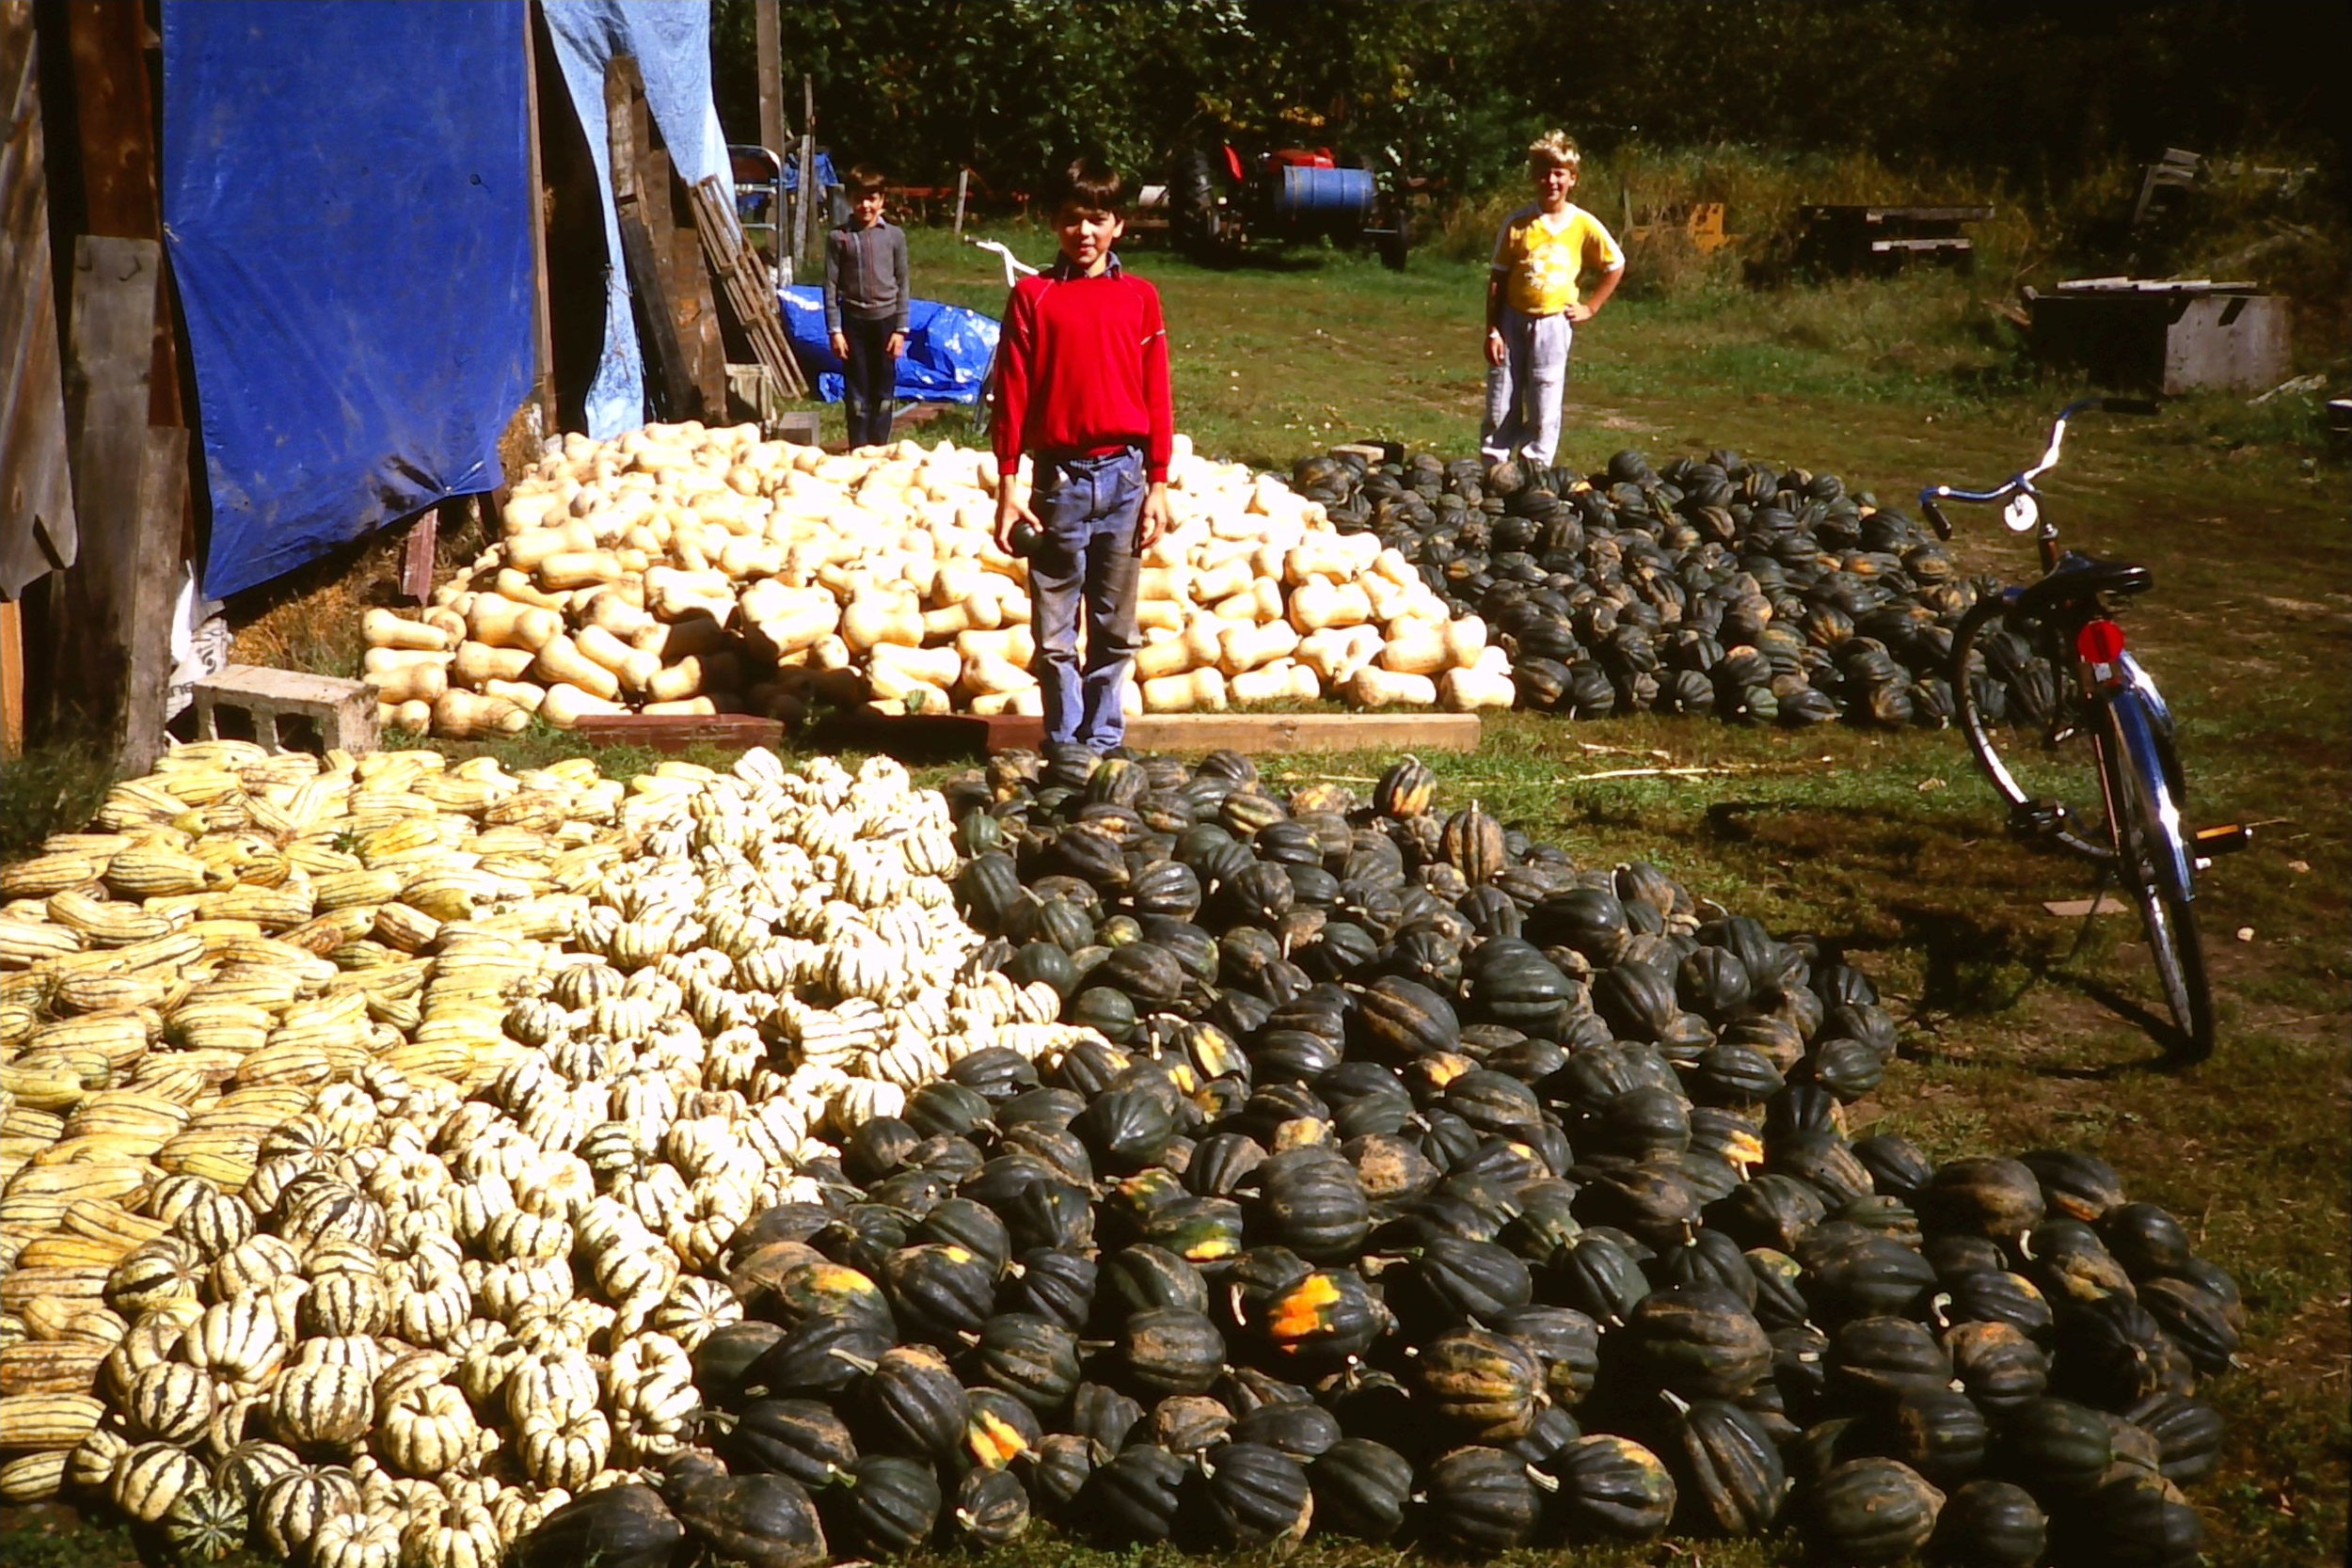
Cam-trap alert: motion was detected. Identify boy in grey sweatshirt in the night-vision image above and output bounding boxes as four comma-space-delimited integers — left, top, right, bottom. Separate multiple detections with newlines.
824, 165, 911, 449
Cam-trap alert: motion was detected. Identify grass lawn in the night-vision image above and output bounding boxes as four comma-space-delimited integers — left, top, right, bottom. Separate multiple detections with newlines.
5, 226, 2344, 1567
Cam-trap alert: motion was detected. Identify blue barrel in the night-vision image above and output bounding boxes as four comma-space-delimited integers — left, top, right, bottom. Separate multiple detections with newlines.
1274, 165, 1375, 226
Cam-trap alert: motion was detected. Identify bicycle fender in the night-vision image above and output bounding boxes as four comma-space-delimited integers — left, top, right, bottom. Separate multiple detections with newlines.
2110, 694, 2196, 902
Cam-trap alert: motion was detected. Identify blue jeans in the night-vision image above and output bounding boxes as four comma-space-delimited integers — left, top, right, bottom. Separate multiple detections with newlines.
1028, 446, 1144, 752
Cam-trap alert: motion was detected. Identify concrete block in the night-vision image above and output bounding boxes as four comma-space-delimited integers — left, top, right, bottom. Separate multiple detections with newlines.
192, 664, 378, 755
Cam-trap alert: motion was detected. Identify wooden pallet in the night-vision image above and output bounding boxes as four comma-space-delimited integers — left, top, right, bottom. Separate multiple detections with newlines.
691, 175, 809, 399
821, 709, 1483, 758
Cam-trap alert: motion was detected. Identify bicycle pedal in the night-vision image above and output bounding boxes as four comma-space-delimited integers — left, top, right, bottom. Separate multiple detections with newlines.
2008, 800, 2071, 839
2193, 823, 2252, 861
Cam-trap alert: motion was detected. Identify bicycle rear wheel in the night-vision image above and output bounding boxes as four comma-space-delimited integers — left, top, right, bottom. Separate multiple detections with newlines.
1950, 591, 2113, 861
2104, 693, 2216, 1060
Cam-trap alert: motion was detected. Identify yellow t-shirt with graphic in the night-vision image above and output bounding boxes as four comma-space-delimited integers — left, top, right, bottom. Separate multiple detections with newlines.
1492, 203, 1624, 316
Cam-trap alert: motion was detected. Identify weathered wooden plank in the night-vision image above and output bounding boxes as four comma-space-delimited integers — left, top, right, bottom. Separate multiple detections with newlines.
570, 713, 785, 752
825, 709, 1484, 758
57, 0, 180, 428
399, 508, 439, 604
606, 55, 696, 420
0, 0, 76, 598
121, 423, 184, 773
40, 234, 157, 755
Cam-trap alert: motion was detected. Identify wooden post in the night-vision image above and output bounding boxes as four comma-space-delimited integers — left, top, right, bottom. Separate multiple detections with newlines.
521, 0, 554, 435
57, 1, 181, 429
798, 73, 818, 264
123, 423, 183, 774
954, 167, 969, 237
46, 233, 170, 766
0, 601, 23, 759
755, 0, 784, 167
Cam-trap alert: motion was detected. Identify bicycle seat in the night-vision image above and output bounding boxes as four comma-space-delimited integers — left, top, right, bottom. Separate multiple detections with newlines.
2014, 552, 2153, 621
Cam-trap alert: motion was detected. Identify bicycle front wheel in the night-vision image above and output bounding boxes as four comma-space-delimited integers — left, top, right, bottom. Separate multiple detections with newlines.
2103, 693, 2216, 1060
1949, 591, 2113, 861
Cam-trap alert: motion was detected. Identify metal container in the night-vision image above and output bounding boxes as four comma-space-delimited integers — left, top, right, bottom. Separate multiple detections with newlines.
1273, 165, 1375, 228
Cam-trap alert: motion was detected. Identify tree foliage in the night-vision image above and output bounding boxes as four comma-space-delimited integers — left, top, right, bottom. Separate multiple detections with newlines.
710, 0, 2344, 196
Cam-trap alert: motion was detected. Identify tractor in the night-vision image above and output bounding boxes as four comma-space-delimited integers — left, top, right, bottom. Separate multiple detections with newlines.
1142, 133, 1413, 269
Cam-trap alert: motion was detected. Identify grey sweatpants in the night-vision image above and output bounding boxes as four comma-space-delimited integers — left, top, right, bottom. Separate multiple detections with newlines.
1479, 306, 1575, 467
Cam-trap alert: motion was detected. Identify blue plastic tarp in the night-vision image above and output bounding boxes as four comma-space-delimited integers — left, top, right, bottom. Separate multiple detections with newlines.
542, 1, 733, 438
779, 287, 998, 405
781, 151, 837, 194
162, 1, 533, 599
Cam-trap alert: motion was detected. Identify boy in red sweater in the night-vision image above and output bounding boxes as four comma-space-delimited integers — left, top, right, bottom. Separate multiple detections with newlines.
993, 159, 1174, 754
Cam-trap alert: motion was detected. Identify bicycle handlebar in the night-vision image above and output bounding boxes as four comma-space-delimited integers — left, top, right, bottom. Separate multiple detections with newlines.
1916, 397, 2159, 538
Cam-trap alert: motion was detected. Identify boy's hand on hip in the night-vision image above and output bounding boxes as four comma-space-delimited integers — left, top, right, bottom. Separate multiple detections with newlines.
1565, 302, 1596, 324
1137, 484, 1171, 550
828, 331, 849, 359
1485, 328, 1507, 367
886, 332, 906, 358
994, 490, 1036, 555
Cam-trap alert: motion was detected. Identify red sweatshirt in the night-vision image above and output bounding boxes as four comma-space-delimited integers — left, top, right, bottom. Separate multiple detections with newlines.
992, 257, 1175, 483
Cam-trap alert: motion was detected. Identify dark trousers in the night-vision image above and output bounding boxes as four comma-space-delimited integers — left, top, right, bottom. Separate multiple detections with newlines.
840, 316, 898, 448
1028, 446, 1145, 752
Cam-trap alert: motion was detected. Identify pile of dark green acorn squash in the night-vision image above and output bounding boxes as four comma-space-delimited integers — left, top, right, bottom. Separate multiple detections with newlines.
1293, 446, 2074, 733
519, 752, 2235, 1568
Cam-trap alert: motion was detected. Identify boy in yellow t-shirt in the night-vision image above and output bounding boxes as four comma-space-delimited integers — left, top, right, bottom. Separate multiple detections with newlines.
1480, 132, 1625, 467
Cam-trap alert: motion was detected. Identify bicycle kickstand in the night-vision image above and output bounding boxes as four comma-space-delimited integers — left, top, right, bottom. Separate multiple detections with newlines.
2007, 799, 2074, 840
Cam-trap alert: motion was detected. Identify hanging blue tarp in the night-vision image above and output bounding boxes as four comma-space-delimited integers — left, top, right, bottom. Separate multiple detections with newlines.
541, 1, 732, 438
779, 287, 999, 405
163, 1, 533, 599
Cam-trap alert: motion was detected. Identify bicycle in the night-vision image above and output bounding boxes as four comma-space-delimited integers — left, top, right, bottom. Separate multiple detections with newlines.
1922, 398, 2249, 1062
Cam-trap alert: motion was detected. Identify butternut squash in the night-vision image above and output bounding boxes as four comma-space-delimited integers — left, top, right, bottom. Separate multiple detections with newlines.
1343, 666, 1437, 708
1217, 618, 1300, 676
1141, 667, 1229, 713
532, 636, 622, 702
432, 689, 529, 739
481, 677, 547, 715
504, 522, 598, 571
452, 641, 536, 687
1136, 599, 1184, 633
1230, 659, 1320, 705
537, 682, 625, 729
1297, 625, 1383, 685
841, 592, 923, 653
365, 659, 448, 706
362, 610, 450, 652
867, 641, 961, 690
1438, 665, 1515, 711
954, 626, 1035, 667
500, 603, 554, 655
1375, 622, 1451, 676
1289, 580, 1372, 633
633, 614, 729, 661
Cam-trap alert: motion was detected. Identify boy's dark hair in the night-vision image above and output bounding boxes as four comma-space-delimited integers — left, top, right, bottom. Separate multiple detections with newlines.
1050, 157, 1125, 216
845, 164, 888, 198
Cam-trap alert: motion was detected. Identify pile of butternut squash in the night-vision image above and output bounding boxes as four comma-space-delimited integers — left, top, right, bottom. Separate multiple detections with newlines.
363, 423, 1515, 738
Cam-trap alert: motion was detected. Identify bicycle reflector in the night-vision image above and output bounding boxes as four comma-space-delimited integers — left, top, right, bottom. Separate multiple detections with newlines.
2077, 618, 2128, 686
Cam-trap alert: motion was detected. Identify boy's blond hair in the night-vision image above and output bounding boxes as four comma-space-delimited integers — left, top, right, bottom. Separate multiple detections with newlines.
1527, 131, 1581, 171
